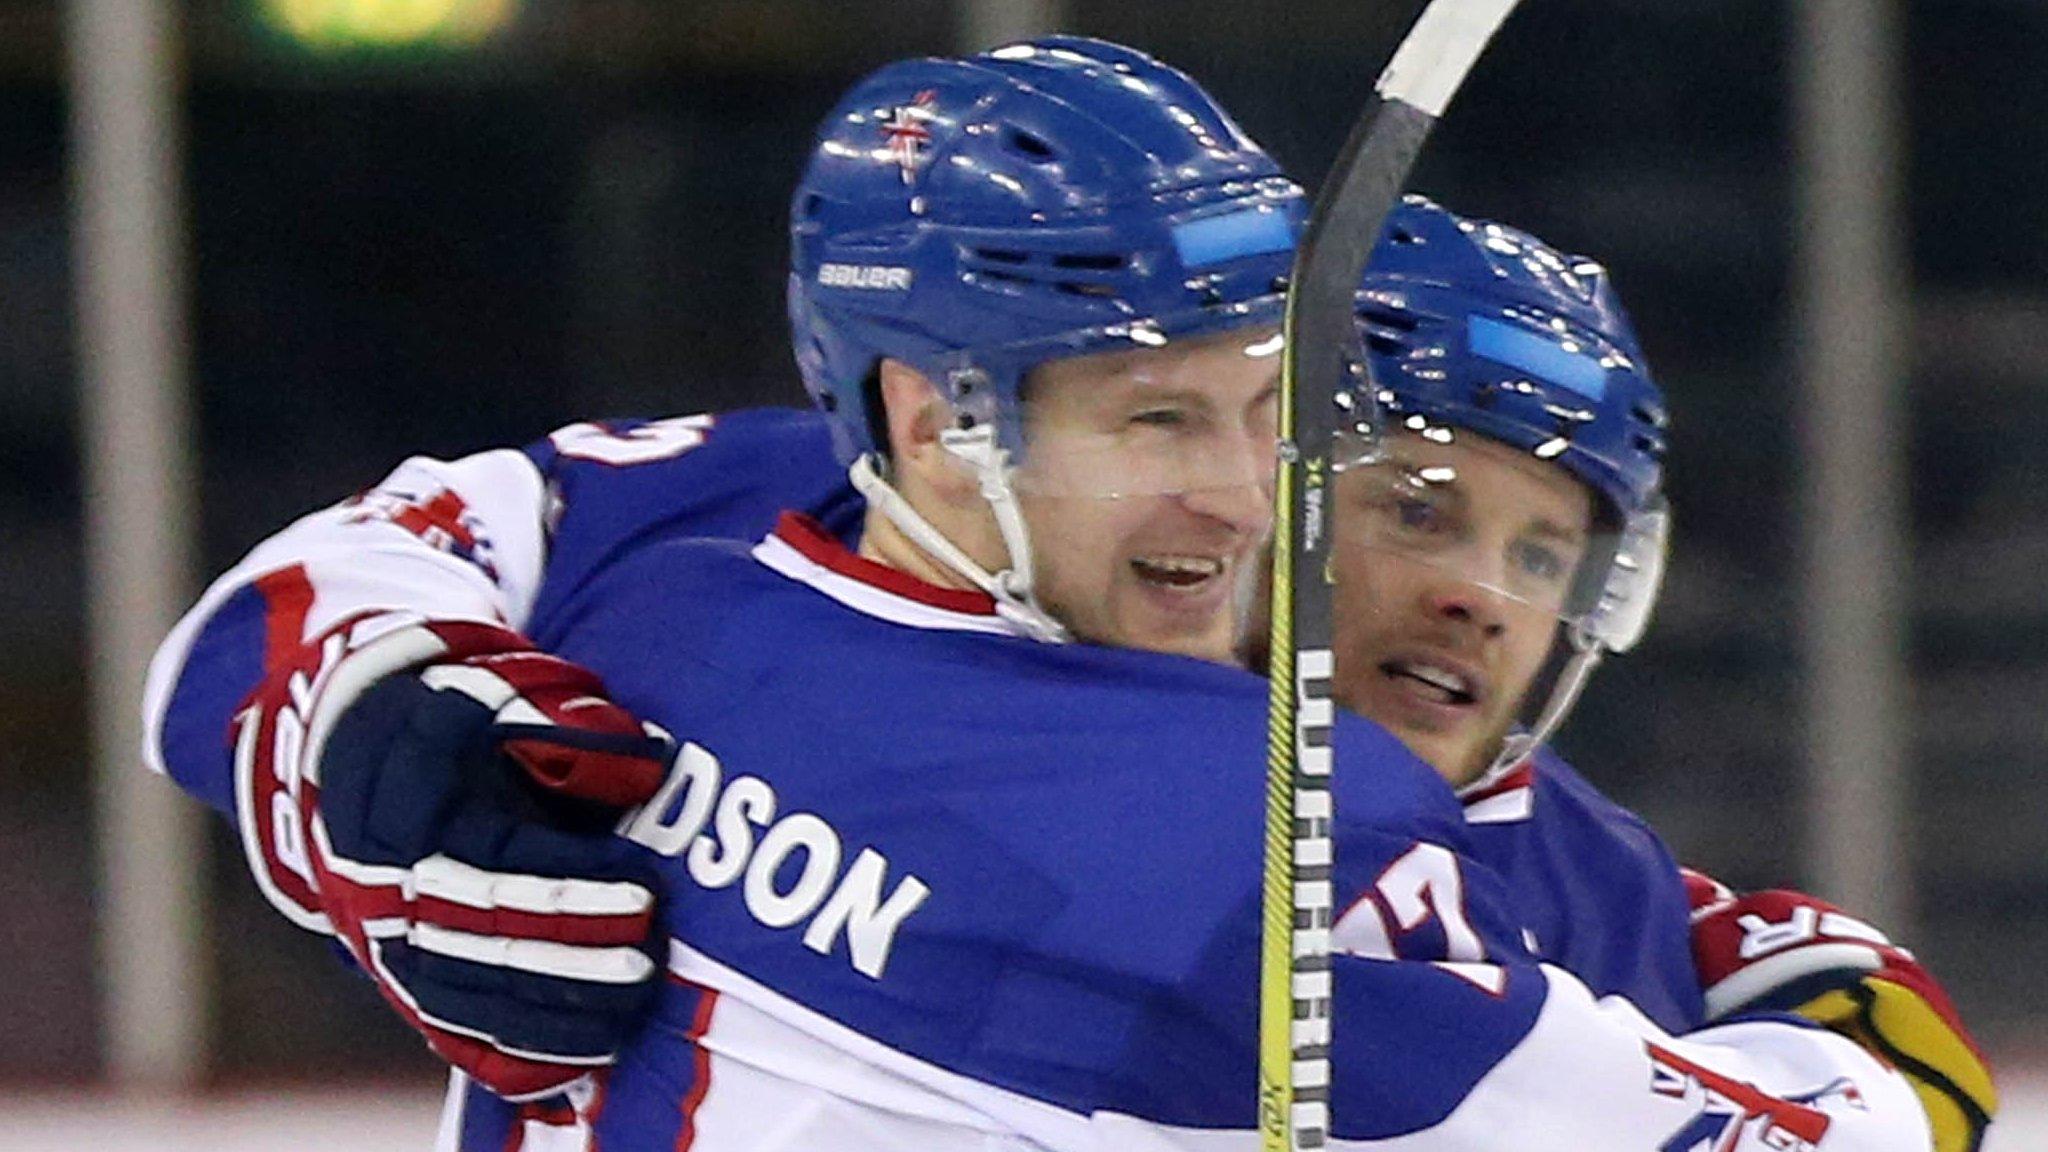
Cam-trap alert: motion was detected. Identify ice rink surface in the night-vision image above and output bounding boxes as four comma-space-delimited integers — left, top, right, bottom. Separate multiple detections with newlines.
0, 1070, 2042, 1151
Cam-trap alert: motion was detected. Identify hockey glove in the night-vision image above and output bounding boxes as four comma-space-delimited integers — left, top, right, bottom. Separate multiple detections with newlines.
240, 614, 673, 1100
1683, 869, 1996, 1152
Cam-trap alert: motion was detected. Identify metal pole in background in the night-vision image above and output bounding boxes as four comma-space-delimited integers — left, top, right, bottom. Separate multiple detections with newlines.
64, 0, 206, 1088
1793, 0, 1910, 932
956, 0, 1068, 53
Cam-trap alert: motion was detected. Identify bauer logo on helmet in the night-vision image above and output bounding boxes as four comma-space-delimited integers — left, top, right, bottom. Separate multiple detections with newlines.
818, 263, 914, 291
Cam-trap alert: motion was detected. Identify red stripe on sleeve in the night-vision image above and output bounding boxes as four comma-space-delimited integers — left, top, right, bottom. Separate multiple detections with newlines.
253, 565, 317, 674
675, 986, 721, 1152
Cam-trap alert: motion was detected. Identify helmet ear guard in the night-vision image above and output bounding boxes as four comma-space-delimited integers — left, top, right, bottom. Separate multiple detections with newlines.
1578, 497, 1669, 656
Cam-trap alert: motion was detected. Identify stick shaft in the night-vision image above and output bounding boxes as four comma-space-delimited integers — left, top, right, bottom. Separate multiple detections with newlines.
1257, 5, 1520, 1149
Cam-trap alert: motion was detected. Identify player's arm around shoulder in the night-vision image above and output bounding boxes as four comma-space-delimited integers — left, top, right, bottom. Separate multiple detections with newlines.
141, 407, 824, 832
138, 411, 796, 1100
1320, 823, 1932, 1150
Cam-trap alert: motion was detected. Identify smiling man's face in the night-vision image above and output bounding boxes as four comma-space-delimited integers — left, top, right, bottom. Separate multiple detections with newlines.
1331, 429, 1594, 786
1012, 327, 1282, 663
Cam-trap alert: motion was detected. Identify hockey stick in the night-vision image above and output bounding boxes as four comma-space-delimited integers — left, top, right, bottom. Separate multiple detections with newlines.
1258, 3, 1522, 1149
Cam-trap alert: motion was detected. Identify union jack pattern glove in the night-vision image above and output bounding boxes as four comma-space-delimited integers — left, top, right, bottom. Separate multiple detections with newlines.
1683, 869, 1996, 1152
236, 614, 672, 1101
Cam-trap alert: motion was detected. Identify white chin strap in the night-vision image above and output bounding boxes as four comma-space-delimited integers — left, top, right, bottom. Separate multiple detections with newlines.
848, 444, 1069, 644
1471, 629, 1605, 790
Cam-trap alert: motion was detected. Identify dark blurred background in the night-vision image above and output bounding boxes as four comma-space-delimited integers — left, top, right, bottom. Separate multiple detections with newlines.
2, 0, 2043, 1087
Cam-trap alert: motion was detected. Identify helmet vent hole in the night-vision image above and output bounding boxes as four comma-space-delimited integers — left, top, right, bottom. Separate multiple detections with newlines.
1057, 282, 1119, 298
973, 248, 1030, 265
1364, 333, 1405, 356
1358, 305, 1418, 334
1052, 253, 1124, 270
1003, 127, 1058, 162
800, 193, 823, 219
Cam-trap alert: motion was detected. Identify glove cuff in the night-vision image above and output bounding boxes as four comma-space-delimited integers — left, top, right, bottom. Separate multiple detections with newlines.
231, 612, 528, 935
1702, 941, 1884, 1020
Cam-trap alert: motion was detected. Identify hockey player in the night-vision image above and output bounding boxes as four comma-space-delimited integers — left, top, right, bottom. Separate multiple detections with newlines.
143, 38, 1953, 1151
1319, 202, 1995, 1150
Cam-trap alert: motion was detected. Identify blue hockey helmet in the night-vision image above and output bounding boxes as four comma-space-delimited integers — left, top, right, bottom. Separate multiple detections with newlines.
1356, 195, 1666, 526
788, 36, 1306, 466
1347, 195, 1670, 656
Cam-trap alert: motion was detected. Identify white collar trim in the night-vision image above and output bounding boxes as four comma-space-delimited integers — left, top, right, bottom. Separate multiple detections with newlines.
1460, 759, 1537, 825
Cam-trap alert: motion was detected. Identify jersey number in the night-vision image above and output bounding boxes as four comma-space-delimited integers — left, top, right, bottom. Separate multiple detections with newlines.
550, 415, 715, 466
1332, 843, 1485, 963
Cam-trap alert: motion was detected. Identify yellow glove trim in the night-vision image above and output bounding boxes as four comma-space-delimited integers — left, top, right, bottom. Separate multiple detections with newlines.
1796, 980, 1995, 1152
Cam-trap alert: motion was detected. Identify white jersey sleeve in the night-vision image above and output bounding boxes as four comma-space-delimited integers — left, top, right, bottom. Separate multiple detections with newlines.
1363, 962, 1926, 1150
142, 446, 548, 781
139, 407, 850, 935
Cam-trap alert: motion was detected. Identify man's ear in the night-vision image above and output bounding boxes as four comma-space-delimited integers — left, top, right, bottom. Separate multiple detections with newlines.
876, 359, 972, 498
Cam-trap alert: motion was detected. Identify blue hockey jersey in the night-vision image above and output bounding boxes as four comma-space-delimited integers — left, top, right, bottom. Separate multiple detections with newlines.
142, 409, 1917, 1150
1457, 750, 1705, 1035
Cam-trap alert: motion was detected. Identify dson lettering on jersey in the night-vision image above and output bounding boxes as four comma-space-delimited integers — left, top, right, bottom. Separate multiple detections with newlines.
621, 743, 930, 979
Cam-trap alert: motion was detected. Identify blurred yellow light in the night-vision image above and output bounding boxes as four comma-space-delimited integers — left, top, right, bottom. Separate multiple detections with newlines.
259, 0, 518, 49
